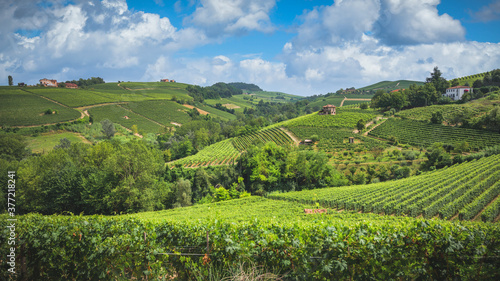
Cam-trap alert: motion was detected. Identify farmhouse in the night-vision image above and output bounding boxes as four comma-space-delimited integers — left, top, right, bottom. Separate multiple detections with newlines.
161, 79, 170, 82
65, 83, 78, 89
319, 104, 336, 115
443, 86, 473, 101
40, 78, 58, 87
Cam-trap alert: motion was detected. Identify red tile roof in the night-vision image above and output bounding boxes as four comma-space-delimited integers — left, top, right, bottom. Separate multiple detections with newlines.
323, 104, 336, 108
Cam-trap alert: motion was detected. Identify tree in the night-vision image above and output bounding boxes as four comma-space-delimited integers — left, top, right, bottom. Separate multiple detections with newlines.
430, 111, 444, 124
426, 67, 449, 94
100, 119, 116, 139
8, 75, 13, 86
174, 178, 192, 208
357, 119, 365, 131
131, 125, 138, 135
360, 103, 369, 109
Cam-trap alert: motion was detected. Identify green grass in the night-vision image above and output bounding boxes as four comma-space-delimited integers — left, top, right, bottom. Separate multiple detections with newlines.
89, 104, 163, 134
121, 100, 191, 126
359, 80, 424, 91
0, 88, 81, 126
25, 87, 116, 107
26, 131, 90, 153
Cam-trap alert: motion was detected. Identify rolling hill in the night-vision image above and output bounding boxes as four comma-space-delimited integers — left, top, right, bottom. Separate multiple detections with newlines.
359, 80, 424, 92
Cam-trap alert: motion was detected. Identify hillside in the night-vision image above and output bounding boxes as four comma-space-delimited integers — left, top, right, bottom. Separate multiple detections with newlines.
359, 80, 424, 92
270, 153, 500, 221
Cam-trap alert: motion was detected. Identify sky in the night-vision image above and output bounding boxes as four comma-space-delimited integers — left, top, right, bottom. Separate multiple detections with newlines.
1, 0, 500, 96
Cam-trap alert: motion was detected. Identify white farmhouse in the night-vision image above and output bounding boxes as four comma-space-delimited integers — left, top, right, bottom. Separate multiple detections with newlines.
443, 86, 473, 101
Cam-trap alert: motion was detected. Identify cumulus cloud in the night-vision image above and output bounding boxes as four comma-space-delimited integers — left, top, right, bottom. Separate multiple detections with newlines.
187, 0, 276, 37
0, 0, 208, 84
470, 0, 500, 22
293, 0, 464, 49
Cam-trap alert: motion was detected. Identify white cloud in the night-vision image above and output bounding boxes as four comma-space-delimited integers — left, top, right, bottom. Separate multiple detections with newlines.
374, 0, 465, 45
188, 0, 276, 37
470, 0, 500, 22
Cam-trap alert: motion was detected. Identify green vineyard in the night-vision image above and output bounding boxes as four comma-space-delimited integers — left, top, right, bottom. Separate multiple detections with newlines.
269, 154, 500, 221
395, 104, 485, 122
368, 118, 500, 150
169, 127, 294, 167
6, 197, 499, 280
169, 139, 240, 168
288, 127, 385, 152
232, 127, 293, 151
281, 109, 378, 129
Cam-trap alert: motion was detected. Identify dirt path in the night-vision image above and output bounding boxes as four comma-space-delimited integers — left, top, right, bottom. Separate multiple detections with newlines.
183, 104, 210, 115
472, 194, 500, 221
280, 127, 300, 146
170, 122, 182, 127
340, 97, 372, 107
363, 117, 387, 136
74, 102, 127, 111
116, 104, 166, 128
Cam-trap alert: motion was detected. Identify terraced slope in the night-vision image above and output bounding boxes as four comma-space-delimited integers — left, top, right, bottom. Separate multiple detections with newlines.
269, 154, 500, 221
368, 118, 500, 150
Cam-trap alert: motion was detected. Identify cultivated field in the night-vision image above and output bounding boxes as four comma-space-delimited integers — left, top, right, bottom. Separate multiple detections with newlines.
0, 88, 81, 126
369, 118, 500, 150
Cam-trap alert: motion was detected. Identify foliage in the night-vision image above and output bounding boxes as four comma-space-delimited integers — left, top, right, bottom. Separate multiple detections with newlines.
100, 119, 116, 139
3, 197, 499, 280
8, 140, 170, 215
237, 142, 348, 194
65, 77, 105, 88
430, 111, 444, 124
8, 75, 13, 86
0, 133, 29, 161
186, 82, 242, 102
228, 82, 262, 91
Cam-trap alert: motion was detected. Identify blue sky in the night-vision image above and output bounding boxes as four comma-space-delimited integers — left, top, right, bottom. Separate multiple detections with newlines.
1, 0, 499, 96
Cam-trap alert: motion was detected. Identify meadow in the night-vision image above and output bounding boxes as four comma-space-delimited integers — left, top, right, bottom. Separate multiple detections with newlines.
26, 131, 90, 153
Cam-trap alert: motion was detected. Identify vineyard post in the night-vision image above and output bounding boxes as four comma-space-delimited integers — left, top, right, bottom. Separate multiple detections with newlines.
206, 231, 210, 254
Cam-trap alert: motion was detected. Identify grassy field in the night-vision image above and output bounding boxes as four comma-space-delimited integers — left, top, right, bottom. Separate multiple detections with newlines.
89, 104, 163, 134
26, 131, 90, 153
0, 88, 81, 126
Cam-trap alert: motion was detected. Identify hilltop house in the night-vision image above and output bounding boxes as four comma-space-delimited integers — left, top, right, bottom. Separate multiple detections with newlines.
443, 86, 473, 101
40, 78, 57, 87
319, 104, 336, 115
65, 83, 78, 89
161, 79, 170, 82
